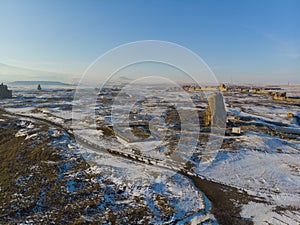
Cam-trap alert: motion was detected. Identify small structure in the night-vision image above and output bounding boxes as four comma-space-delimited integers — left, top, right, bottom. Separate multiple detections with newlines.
272, 92, 300, 103
287, 112, 294, 118
182, 85, 218, 92
0, 83, 12, 99
219, 83, 227, 91
241, 88, 249, 93
273, 92, 287, 100
232, 127, 241, 135
252, 88, 264, 94
286, 96, 300, 103
37, 84, 42, 91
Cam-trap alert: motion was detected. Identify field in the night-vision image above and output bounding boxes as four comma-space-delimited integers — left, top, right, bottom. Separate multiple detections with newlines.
0, 84, 299, 224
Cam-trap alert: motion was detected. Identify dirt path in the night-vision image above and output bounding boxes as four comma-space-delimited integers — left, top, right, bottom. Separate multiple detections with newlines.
187, 174, 266, 225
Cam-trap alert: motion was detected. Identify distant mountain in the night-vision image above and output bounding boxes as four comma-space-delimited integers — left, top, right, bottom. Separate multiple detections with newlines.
0, 63, 77, 83
118, 76, 133, 81
9, 81, 72, 86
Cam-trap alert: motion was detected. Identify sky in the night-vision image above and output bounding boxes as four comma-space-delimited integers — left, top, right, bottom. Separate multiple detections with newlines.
0, 0, 300, 84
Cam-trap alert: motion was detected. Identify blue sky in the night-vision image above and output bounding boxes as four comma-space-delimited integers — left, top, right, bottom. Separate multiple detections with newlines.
0, 0, 299, 84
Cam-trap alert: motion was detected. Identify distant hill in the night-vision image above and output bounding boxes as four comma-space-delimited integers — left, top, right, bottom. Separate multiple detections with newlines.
0, 63, 77, 82
9, 81, 72, 86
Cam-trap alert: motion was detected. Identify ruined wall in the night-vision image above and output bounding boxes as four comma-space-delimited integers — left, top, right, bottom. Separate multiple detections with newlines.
0, 84, 12, 99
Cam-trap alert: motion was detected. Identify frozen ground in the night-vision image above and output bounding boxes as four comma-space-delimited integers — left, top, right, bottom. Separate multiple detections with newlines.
0, 87, 216, 224
1, 84, 300, 224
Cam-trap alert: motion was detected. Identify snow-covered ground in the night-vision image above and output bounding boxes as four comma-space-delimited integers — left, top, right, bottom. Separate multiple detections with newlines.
1, 86, 214, 224
1, 84, 300, 224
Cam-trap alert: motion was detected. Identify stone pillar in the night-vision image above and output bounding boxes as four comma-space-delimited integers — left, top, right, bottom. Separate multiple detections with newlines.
205, 92, 226, 128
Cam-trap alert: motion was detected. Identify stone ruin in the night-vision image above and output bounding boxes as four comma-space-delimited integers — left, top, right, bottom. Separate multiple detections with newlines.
0, 83, 12, 99
205, 92, 226, 128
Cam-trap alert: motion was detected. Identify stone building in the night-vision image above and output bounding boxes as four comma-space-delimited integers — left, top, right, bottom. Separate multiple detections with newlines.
0, 83, 12, 99
183, 85, 202, 91
219, 83, 227, 91
273, 92, 287, 100
272, 92, 300, 103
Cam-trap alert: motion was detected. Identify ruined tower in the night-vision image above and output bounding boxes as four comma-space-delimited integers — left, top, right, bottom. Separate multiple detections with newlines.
205, 92, 226, 128
0, 83, 12, 99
